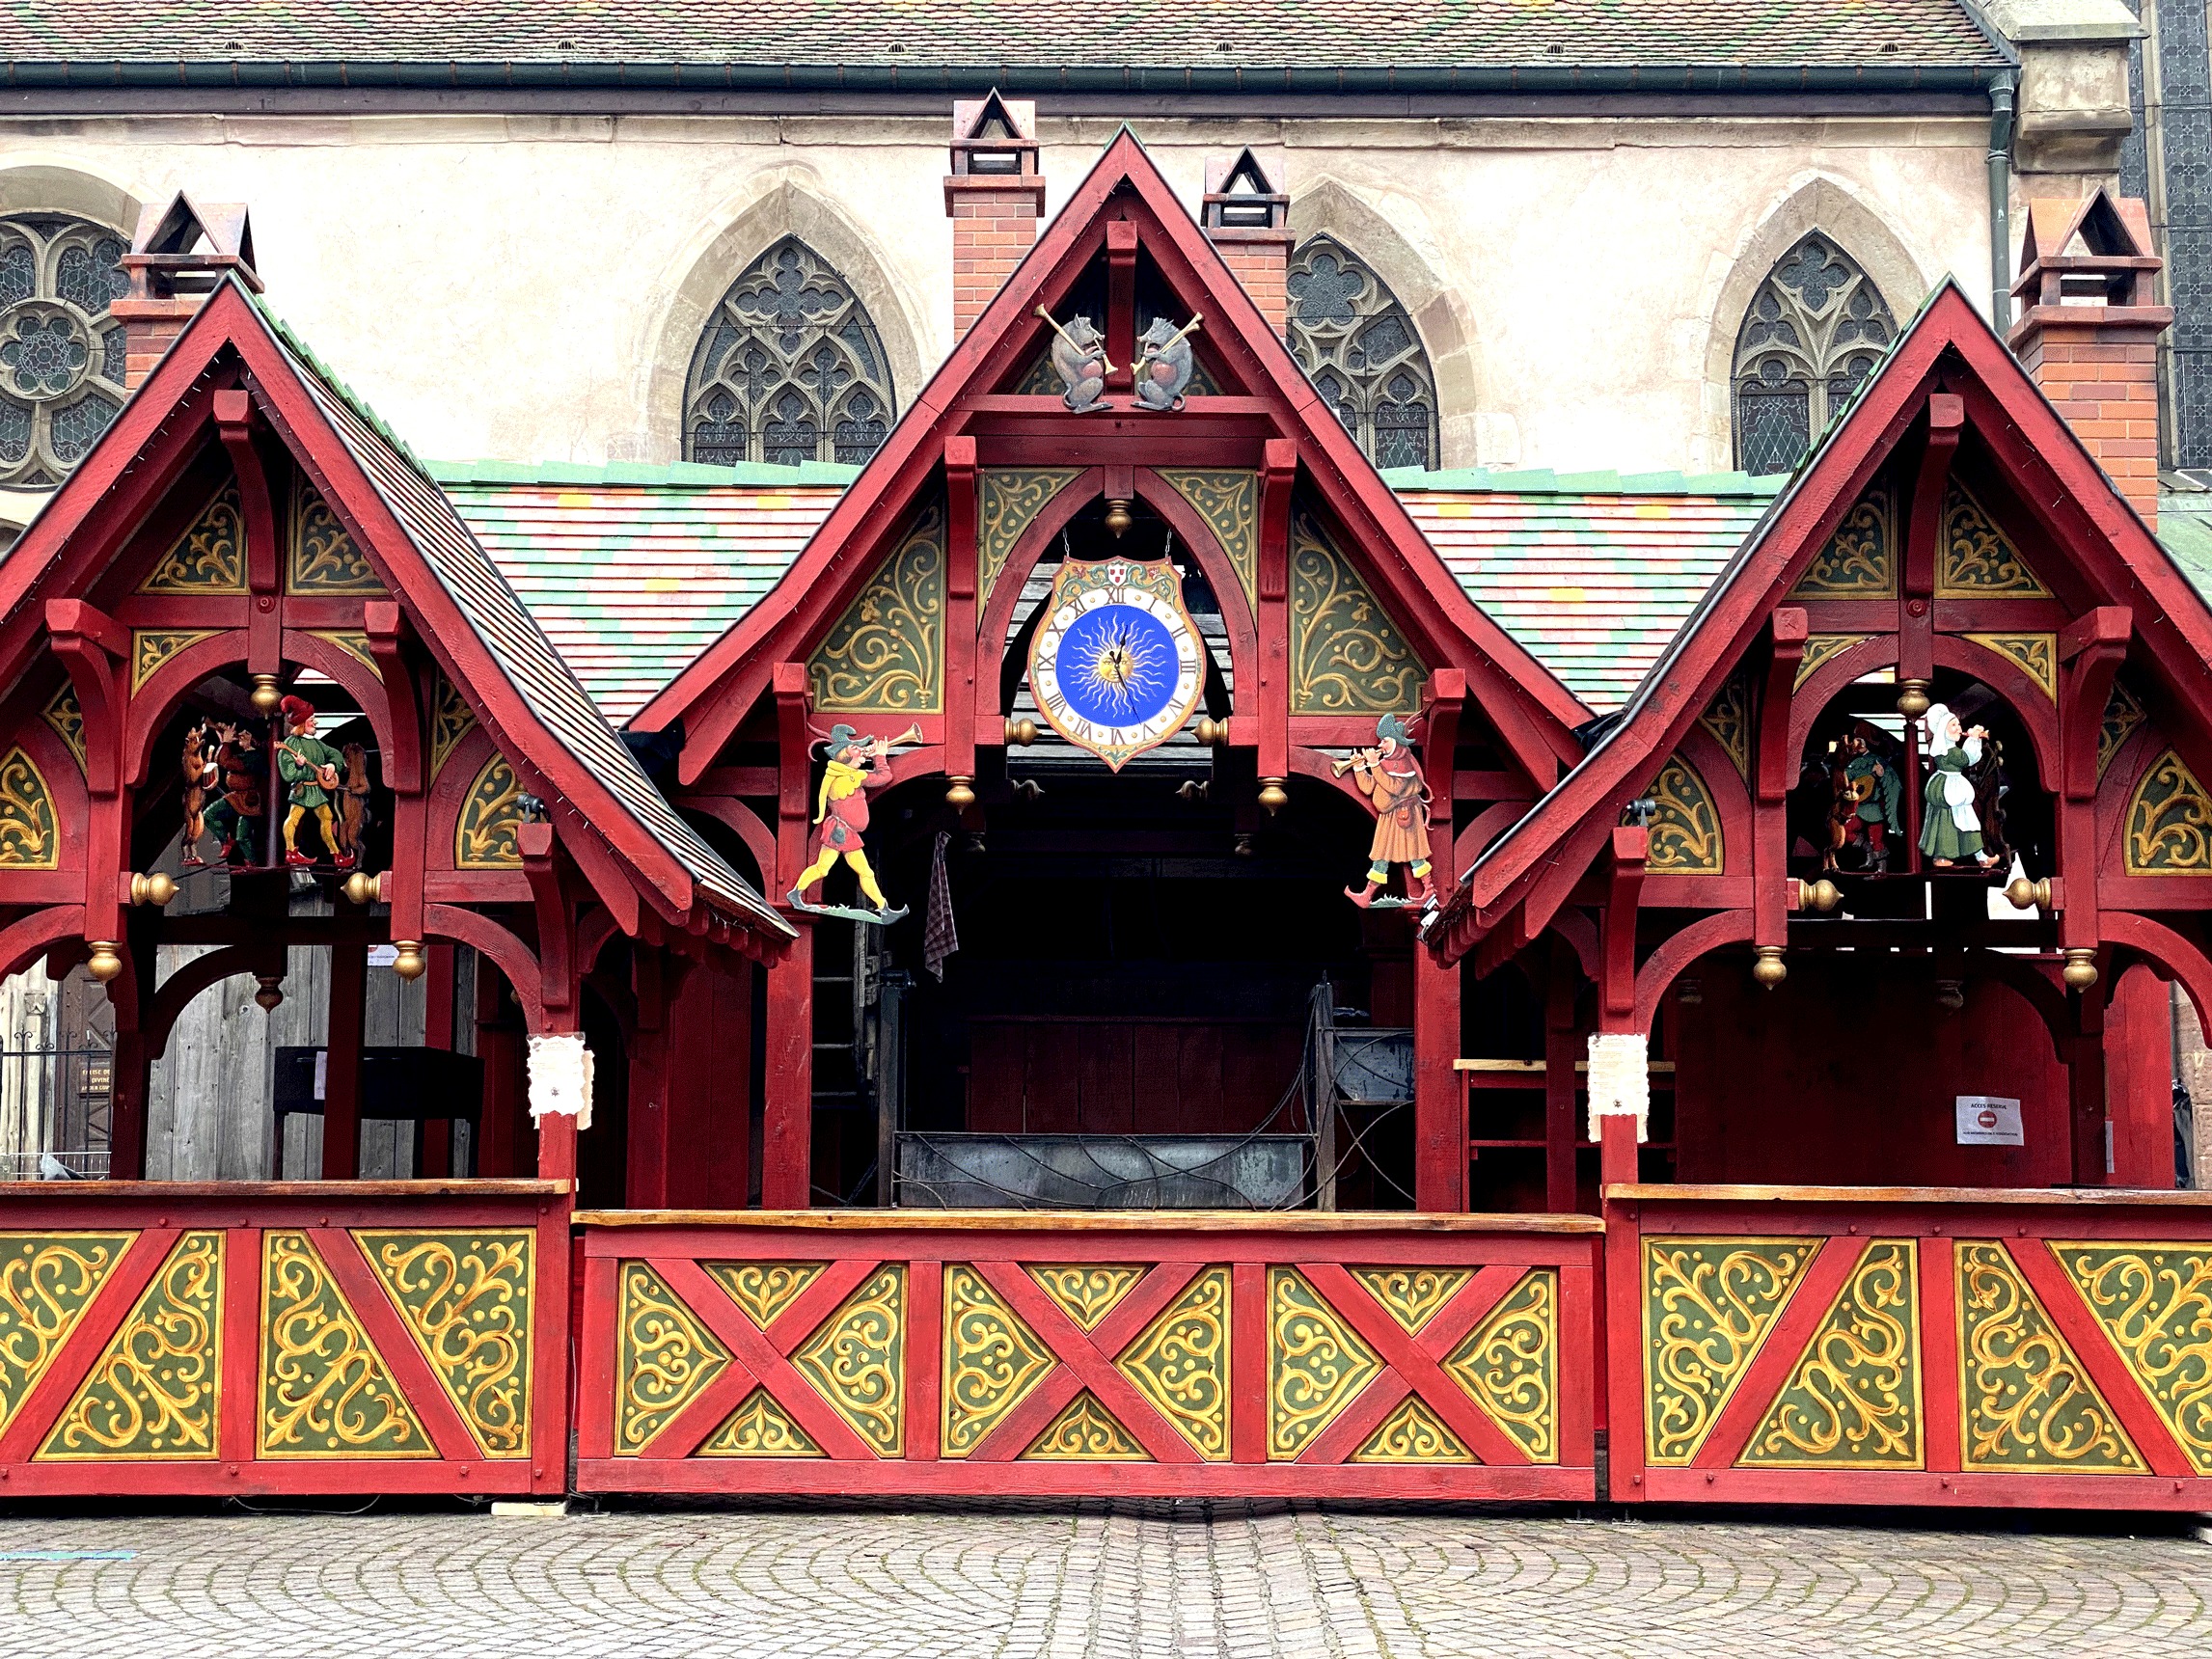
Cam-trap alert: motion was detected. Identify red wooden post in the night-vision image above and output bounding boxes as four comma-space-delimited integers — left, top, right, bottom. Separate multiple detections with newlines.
320, 941, 367, 1180
762, 925, 813, 1209
625, 949, 678, 1208
2067, 972, 2110, 1187
1411, 943, 1464, 1212
1255, 441, 1296, 790
943, 436, 979, 799
474, 957, 526, 1177
1544, 948, 1581, 1213
420, 940, 455, 1178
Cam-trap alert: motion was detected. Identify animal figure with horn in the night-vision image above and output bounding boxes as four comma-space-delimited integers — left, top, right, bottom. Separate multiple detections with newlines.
336, 742, 374, 868
787, 722, 923, 924
183, 720, 264, 867
1339, 713, 1434, 909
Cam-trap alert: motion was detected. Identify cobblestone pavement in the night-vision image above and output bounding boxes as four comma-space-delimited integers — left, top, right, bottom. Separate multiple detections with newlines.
0, 1501, 2207, 1658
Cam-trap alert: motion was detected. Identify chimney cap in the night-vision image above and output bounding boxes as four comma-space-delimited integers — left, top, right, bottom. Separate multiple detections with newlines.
951, 90, 1040, 177
2012, 187, 2158, 307
1202, 148, 1289, 232
122, 191, 262, 297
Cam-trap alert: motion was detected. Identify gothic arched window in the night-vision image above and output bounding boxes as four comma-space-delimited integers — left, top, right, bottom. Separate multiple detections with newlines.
0, 212, 128, 489
1732, 232, 1898, 476
1287, 235, 1438, 472
682, 237, 895, 470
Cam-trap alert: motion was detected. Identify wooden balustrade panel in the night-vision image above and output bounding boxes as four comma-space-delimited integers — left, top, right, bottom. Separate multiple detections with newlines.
0, 1181, 570, 1497
1606, 1183, 2212, 1510
574, 1211, 1602, 1499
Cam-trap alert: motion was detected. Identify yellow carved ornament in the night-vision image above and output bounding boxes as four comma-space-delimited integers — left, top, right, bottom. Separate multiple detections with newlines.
1021, 1390, 1148, 1460
0, 1232, 136, 1440
1642, 1237, 1818, 1466
139, 480, 245, 594
1955, 1240, 2143, 1473
791, 1265, 905, 1457
258, 1231, 430, 1459
356, 1229, 534, 1459
1442, 1268, 1559, 1463
454, 752, 526, 869
2124, 749, 2212, 875
1115, 1266, 1230, 1460
39, 1232, 224, 1461
1267, 1266, 1379, 1459
2049, 1241, 2212, 1476
1737, 1240, 1924, 1470
0, 748, 60, 870
613, 1261, 730, 1455
808, 497, 945, 713
942, 1265, 1054, 1458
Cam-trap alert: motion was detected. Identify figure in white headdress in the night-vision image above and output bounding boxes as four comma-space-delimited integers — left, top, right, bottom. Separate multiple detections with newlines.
1918, 702, 1997, 868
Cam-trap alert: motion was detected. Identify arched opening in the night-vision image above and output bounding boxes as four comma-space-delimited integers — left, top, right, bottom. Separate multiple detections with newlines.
1732, 231, 1898, 475
1287, 233, 1439, 471
1787, 665, 2052, 917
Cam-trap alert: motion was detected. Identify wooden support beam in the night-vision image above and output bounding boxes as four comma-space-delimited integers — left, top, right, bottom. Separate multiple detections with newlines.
1412, 940, 1464, 1213
320, 941, 367, 1180
2068, 967, 2111, 1188
1257, 439, 1297, 787
1755, 608, 1807, 961
1545, 944, 1582, 1214
943, 436, 979, 797
762, 925, 813, 1210
421, 940, 456, 1178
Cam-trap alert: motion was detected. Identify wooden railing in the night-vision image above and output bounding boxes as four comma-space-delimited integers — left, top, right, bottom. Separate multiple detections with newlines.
0, 1181, 569, 1497
574, 1210, 1602, 1498
1607, 1183, 2212, 1510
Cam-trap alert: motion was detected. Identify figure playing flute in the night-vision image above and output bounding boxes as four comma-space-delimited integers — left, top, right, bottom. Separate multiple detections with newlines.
786, 722, 920, 924
1341, 714, 1434, 909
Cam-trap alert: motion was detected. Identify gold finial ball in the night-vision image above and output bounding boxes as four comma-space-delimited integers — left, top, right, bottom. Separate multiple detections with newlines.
945, 775, 977, 810
1896, 678, 1931, 720
391, 940, 427, 982
1194, 717, 1224, 747
254, 975, 285, 1011
84, 940, 123, 984
341, 871, 378, 907
1004, 717, 1038, 748
1104, 498, 1133, 538
1751, 945, 1788, 989
2062, 949, 2099, 992
1257, 776, 1289, 814
130, 872, 178, 908
2006, 876, 2042, 911
250, 673, 284, 716
1807, 878, 1841, 913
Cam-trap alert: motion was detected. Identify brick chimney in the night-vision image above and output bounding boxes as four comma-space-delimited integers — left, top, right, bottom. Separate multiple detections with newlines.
2008, 188, 2171, 528
1201, 149, 1293, 340
109, 193, 259, 390
944, 93, 1044, 340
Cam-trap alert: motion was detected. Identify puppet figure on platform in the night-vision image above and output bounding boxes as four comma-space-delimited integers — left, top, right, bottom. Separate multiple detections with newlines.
1825, 722, 1904, 873
1341, 714, 1434, 909
186, 721, 264, 867
275, 695, 353, 869
1918, 702, 1997, 869
787, 722, 919, 924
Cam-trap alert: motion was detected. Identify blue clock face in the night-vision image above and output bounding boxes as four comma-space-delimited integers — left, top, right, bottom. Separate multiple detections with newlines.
1028, 560, 1207, 771
1055, 603, 1181, 728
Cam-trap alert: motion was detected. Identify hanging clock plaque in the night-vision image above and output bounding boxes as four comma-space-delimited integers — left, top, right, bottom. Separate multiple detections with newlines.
1026, 556, 1205, 771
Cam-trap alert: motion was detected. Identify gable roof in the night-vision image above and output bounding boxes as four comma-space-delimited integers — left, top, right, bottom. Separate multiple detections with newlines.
0, 3, 2010, 83
639, 126, 1593, 787
1442, 280, 2212, 952
0, 277, 787, 941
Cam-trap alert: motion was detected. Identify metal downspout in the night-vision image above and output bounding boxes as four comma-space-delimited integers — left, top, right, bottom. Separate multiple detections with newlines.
1990, 69, 2018, 334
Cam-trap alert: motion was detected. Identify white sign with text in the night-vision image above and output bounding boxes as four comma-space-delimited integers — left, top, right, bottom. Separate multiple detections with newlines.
1955, 1095, 2024, 1147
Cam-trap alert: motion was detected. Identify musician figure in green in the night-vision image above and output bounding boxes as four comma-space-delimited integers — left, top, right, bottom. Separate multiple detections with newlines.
276, 694, 354, 869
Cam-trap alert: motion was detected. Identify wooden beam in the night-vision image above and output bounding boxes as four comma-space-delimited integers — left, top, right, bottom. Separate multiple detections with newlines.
320, 941, 367, 1180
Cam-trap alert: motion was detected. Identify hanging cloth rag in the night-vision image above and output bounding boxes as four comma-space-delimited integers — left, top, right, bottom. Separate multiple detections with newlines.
923, 830, 959, 980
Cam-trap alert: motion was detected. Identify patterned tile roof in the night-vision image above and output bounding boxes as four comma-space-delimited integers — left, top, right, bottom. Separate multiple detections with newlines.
430, 464, 849, 722
2156, 492, 2212, 604
244, 296, 785, 932
1394, 471, 1783, 713
0, 1, 2009, 73
436, 463, 1787, 721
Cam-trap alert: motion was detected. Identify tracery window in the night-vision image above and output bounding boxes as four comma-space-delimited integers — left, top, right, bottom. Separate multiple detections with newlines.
1732, 232, 1898, 476
1287, 235, 1438, 472
682, 237, 895, 470
0, 213, 128, 489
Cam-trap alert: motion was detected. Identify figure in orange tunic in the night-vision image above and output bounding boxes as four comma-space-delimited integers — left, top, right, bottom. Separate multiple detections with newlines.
1343, 714, 1434, 908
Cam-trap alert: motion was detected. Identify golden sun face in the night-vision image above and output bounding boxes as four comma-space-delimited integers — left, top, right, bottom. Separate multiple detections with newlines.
1076, 620, 1164, 717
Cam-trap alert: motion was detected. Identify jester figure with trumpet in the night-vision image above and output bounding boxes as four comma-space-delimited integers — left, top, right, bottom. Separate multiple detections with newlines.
1338, 713, 1434, 910
786, 721, 923, 924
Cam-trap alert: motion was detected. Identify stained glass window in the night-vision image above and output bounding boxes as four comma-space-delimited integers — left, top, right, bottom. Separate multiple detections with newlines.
1287, 236, 1438, 471
682, 236, 895, 469
1732, 232, 1897, 476
0, 213, 128, 489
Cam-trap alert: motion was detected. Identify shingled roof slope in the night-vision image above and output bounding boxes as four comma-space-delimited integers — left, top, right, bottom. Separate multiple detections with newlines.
433, 463, 1790, 721
431, 465, 850, 722
245, 294, 787, 932
0, 1, 2009, 74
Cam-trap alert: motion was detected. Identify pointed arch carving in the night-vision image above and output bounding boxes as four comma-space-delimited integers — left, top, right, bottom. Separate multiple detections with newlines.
1644, 753, 1724, 874
454, 751, 526, 870
1732, 233, 1898, 475
645, 175, 926, 468
1702, 176, 1933, 476
807, 494, 945, 714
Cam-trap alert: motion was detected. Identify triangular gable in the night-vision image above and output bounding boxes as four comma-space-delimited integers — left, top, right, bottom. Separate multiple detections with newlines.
1441, 279, 2212, 955
0, 275, 786, 941
637, 127, 1589, 786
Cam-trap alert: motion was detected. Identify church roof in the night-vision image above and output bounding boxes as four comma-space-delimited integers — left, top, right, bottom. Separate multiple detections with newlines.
0, 1, 2010, 84
428, 460, 1784, 721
